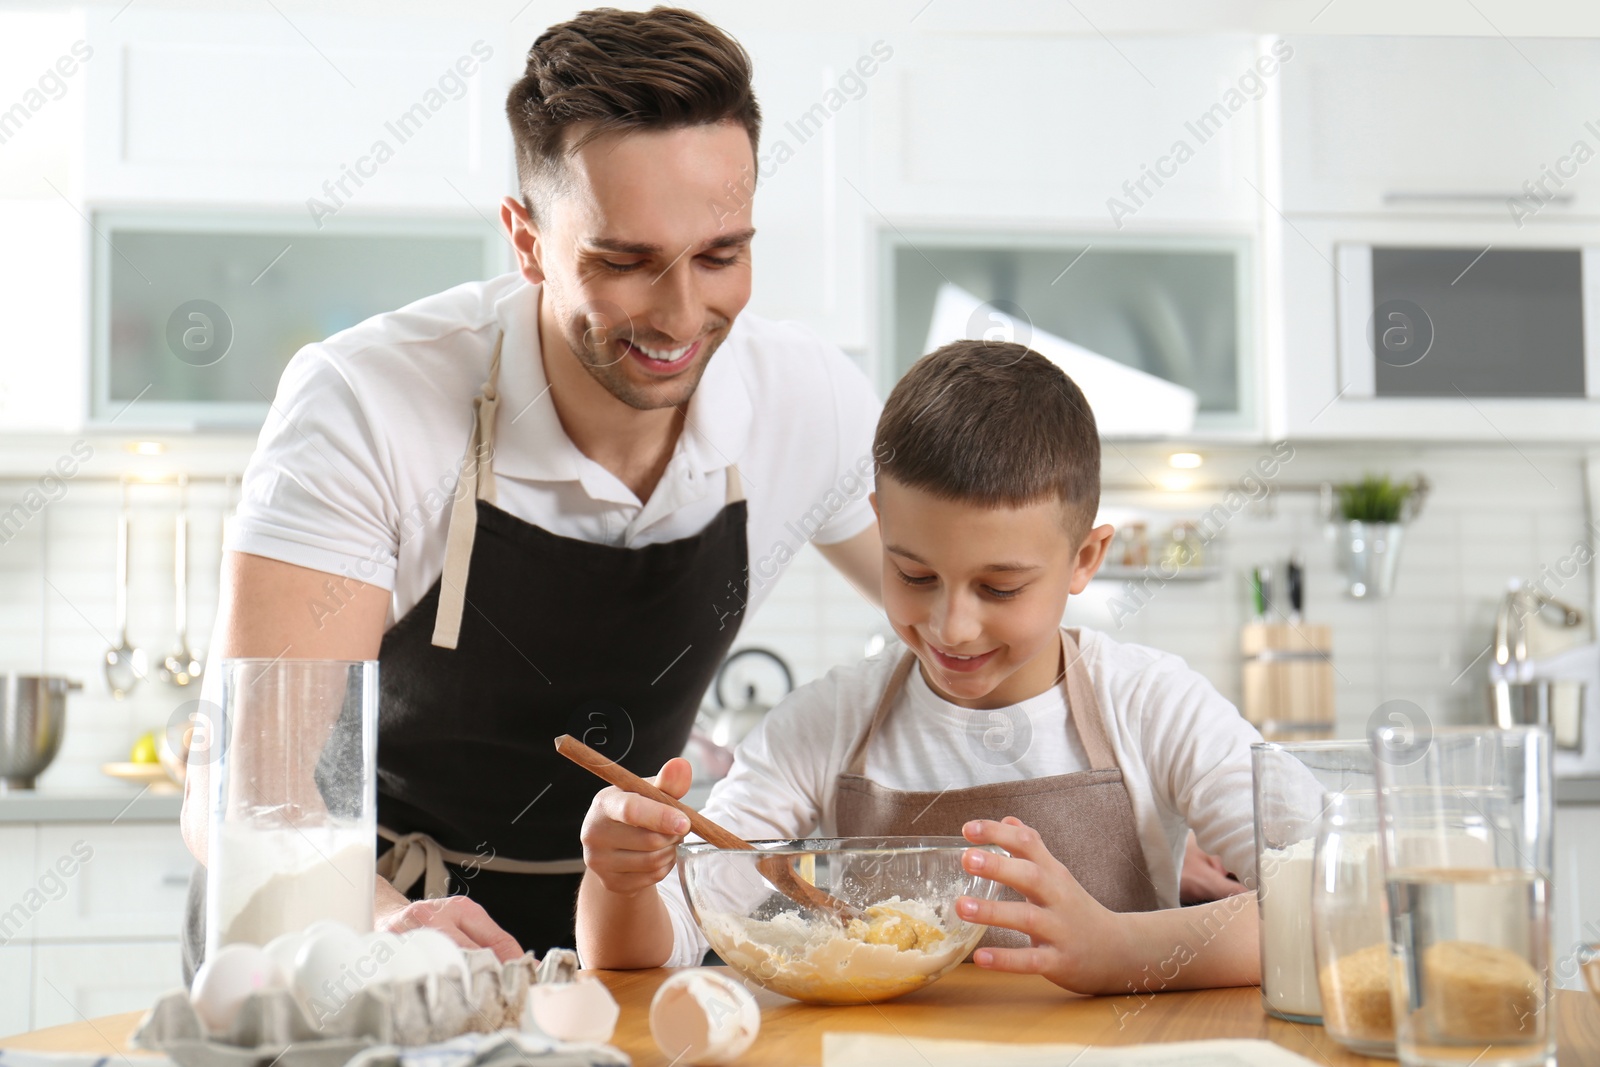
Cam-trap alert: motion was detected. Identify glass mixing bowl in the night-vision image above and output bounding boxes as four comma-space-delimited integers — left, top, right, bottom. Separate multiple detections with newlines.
677, 835, 1003, 1005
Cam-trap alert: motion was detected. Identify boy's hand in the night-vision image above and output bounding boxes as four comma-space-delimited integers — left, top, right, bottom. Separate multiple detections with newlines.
955, 816, 1133, 995
1179, 829, 1246, 905
579, 757, 694, 897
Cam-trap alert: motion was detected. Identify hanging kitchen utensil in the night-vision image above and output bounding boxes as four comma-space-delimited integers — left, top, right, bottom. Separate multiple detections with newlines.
555, 733, 860, 923
103, 480, 147, 699
161, 475, 203, 687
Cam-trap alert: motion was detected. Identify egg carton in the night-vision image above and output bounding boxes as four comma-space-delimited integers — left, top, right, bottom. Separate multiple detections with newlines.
131, 949, 614, 1067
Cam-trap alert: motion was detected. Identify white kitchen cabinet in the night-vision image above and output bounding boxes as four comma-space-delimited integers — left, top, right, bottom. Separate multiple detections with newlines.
865, 34, 1267, 228
736, 30, 874, 352
84, 9, 516, 211
31, 940, 182, 1030
1277, 37, 1600, 218
33, 824, 192, 941
0, 945, 31, 1038
1554, 804, 1600, 990
0, 826, 37, 945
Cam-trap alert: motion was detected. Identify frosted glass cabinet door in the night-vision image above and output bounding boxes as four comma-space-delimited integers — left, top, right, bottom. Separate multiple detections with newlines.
882, 232, 1255, 435
93, 214, 500, 428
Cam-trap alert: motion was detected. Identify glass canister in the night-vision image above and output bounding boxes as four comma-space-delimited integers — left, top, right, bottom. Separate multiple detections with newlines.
1312, 789, 1395, 1057
206, 659, 378, 955
1373, 725, 1554, 1067
1252, 739, 1375, 1023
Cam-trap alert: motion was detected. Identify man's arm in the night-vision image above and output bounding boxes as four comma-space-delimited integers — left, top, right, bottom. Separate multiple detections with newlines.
815, 524, 882, 607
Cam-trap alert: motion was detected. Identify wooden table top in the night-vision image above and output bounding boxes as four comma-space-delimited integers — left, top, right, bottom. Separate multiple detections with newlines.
5, 967, 1597, 1066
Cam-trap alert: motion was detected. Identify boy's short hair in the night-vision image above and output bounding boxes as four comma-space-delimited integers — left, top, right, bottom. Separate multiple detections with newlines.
873, 340, 1101, 538
505, 7, 761, 222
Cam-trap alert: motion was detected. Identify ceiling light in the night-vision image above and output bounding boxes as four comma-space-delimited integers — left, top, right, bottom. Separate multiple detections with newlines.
126, 441, 166, 455
1168, 452, 1203, 469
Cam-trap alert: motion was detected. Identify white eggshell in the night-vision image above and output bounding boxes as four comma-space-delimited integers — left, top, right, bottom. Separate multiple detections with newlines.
262, 931, 307, 980
402, 927, 471, 988
649, 969, 759, 1065
191, 943, 285, 1034
292, 923, 366, 1023
302, 919, 358, 941
525, 975, 620, 1044
357, 931, 404, 985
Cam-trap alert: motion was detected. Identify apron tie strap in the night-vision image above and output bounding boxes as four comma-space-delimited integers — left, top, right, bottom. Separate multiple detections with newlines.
376, 827, 453, 900
376, 824, 588, 900
432, 333, 506, 649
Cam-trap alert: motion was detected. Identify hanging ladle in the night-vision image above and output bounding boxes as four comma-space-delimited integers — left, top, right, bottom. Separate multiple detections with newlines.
103, 480, 147, 699
555, 733, 859, 922
160, 475, 202, 687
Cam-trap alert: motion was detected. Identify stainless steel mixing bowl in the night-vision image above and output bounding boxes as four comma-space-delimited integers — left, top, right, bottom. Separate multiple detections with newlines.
0, 673, 80, 790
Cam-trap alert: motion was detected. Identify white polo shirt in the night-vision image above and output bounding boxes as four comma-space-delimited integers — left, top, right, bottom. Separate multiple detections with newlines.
227, 272, 882, 629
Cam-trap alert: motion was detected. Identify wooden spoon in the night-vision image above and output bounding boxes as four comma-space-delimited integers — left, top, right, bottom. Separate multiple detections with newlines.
555, 734, 859, 923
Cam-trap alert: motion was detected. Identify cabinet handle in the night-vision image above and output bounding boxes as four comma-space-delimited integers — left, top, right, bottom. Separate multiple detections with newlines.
161, 873, 190, 887
1383, 191, 1575, 206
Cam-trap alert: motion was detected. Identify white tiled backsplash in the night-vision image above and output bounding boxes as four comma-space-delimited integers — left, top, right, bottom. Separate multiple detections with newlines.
1, 439, 1592, 791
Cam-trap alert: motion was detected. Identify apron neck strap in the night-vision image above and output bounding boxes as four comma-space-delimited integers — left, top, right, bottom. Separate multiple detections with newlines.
843, 628, 1115, 775
430, 332, 505, 649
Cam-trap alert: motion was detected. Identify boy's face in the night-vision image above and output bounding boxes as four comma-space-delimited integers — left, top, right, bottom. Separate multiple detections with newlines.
872, 476, 1113, 710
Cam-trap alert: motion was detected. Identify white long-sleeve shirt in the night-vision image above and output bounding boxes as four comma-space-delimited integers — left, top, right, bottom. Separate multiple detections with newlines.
657, 627, 1262, 967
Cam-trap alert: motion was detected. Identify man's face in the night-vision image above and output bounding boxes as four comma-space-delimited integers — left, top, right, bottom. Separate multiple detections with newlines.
507, 122, 756, 411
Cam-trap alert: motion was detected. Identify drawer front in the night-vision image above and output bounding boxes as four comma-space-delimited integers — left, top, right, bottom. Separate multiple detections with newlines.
0, 826, 38, 945
34, 825, 194, 940
0, 944, 31, 1038
32, 940, 181, 1030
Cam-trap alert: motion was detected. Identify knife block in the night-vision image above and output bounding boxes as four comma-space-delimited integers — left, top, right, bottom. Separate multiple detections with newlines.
1240, 623, 1335, 740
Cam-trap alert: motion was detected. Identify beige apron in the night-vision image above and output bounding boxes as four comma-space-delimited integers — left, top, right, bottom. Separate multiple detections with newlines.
835, 628, 1161, 949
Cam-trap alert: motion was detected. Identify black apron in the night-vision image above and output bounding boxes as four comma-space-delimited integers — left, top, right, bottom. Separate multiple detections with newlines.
373, 332, 750, 957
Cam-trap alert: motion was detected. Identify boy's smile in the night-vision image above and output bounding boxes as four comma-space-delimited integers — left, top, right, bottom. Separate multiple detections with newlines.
872, 476, 1113, 710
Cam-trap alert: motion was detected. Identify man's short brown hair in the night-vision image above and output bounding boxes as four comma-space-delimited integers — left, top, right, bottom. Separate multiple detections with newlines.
505, 6, 760, 220
874, 341, 1101, 537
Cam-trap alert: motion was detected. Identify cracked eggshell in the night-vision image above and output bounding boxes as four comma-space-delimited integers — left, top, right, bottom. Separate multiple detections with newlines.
524, 974, 620, 1044
649, 969, 760, 1065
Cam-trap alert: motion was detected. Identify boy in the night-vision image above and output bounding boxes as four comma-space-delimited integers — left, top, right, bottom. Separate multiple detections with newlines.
575, 341, 1263, 994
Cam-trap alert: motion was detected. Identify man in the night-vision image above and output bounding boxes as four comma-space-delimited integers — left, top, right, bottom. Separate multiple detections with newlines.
180, 6, 882, 967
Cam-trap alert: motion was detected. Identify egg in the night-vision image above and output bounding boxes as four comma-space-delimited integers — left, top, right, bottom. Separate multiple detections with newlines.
649, 969, 759, 1065
400, 927, 472, 990
190, 943, 286, 1034
525, 975, 620, 1044
292, 922, 366, 1027
357, 930, 404, 984
262, 930, 307, 980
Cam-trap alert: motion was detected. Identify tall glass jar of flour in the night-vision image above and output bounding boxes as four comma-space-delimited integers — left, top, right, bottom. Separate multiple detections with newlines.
1251, 740, 1374, 1023
206, 659, 378, 956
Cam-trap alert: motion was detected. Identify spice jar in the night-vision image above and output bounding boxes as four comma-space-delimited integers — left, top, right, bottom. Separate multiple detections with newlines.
1311, 789, 1394, 1057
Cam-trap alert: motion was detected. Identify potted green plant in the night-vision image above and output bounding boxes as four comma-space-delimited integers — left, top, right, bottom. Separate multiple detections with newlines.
1331, 475, 1425, 599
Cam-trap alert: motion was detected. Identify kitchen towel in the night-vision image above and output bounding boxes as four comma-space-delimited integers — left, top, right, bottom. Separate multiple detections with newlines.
824, 1033, 1326, 1066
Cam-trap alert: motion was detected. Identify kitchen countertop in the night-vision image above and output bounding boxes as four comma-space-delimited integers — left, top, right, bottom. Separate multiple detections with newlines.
0, 786, 184, 823
1557, 776, 1600, 804
3, 966, 1597, 1065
